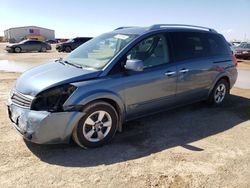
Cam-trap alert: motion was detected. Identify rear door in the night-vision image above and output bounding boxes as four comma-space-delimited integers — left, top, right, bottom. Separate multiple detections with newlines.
32, 41, 42, 51
169, 31, 214, 103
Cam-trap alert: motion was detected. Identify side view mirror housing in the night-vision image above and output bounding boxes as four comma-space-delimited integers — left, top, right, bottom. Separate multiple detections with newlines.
125, 59, 144, 72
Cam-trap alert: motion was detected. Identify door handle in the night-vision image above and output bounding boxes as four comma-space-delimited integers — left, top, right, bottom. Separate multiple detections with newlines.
179, 68, 189, 73
165, 71, 176, 76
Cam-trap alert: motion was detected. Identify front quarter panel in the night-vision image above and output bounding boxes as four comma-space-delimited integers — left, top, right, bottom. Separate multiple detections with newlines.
65, 78, 126, 121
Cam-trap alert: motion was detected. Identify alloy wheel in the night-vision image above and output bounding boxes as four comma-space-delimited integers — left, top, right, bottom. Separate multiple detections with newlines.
214, 83, 226, 104
82, 110, 112, 142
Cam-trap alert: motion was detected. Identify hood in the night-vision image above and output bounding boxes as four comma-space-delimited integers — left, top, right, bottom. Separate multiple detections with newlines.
7, 43, 18, 47
15, 62, 102, 96
235, 47, 250, 52
58, 41, 71, 45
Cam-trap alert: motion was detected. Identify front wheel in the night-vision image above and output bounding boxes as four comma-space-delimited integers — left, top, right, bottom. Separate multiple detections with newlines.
14, 47, 21, 53
73, 101, 118, 148
65, 46, 71, 53
207, 79, 229, 105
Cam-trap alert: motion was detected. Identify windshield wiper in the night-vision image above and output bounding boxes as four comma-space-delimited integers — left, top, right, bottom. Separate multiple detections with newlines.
55, 58, 82, 69
55, 58, 65, 65
55, 58, 98, 70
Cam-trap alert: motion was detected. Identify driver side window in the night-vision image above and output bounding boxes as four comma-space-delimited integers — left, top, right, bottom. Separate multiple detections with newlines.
127, 34, 170, 68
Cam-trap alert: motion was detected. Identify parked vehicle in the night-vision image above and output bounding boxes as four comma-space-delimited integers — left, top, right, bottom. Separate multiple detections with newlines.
56, 37, 92, 52
56, 38, 68, 43
7, 24, 238, 148
234, 43, 250, 59
45, 39, 57, 44
231, 41, 241, 47
5, 40, 51, 53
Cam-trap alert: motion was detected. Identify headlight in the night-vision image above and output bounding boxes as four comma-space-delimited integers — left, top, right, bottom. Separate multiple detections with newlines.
242, 51, 250, 54
31, 84, 77, 112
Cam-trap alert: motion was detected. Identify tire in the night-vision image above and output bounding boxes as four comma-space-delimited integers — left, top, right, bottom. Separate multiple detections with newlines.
207, 79, 229, 105
65, 46, 71, 53
72, 101, 118, 148
40, 47, 47, 52
14, 47, 21, 53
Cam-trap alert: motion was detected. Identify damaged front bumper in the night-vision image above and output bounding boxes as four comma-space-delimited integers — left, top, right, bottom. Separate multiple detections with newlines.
7, 99, 84, 144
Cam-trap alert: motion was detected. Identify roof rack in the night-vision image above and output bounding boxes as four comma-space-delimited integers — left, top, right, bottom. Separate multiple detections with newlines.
148, 24, 217, 33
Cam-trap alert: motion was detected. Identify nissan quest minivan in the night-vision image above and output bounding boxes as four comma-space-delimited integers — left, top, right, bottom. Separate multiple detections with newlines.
7, 24, 238, 148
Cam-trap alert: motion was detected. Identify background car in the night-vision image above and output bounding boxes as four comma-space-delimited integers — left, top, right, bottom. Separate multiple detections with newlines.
5, 40, 52, 53
45, 39, 57, 44
56, 37, 92, 52
234, 42, 250, 59
231, 41, 241, 47
56, 38, 68, 43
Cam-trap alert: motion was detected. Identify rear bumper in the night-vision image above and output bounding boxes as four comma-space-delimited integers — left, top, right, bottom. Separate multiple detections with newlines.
7, 99, 83, 144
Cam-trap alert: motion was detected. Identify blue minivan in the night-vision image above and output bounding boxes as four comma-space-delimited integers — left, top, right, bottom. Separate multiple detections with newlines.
7, 24, 238, 148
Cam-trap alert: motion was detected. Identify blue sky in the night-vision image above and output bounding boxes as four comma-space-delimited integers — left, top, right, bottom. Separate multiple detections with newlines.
0, 0, 250, 41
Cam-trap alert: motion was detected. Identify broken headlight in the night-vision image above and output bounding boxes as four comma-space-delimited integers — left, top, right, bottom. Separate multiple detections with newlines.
31, 84, 77, 112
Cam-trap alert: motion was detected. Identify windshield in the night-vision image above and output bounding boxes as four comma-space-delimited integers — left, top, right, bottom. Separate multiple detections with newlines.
64, 33, 137, 69
238, 43, 250, 48
67, 38, 74, 42
19, 40, 29, 44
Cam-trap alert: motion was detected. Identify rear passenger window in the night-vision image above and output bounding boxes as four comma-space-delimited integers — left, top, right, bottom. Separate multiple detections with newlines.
207, 34, 230, 55
170, 32, 208, 61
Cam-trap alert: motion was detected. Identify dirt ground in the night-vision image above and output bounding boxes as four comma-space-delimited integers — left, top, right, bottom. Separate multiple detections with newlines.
1, 43, 250, 187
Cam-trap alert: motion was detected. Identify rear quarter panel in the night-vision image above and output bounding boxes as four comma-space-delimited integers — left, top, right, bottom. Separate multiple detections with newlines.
209, 54, 237, 93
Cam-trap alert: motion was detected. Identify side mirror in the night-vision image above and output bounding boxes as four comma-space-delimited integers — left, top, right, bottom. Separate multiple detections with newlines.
125, 59, 144, 72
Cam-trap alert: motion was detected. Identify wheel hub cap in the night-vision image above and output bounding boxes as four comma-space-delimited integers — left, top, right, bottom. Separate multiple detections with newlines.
82, 110, 112, 142
214, 83, 226, 104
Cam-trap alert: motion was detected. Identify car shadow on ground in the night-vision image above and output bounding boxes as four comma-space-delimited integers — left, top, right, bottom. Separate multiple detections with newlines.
25, 94, 250, 167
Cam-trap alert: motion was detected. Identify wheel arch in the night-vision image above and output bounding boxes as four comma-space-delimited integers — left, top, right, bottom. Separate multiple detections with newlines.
70, 90, 126, 132
208, 74, 230, 97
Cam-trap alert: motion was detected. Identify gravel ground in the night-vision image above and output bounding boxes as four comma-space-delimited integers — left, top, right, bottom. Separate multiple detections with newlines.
0, 43, 250, 187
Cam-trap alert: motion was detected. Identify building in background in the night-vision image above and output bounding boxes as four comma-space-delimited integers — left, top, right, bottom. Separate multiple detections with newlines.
4, 26, 55, 43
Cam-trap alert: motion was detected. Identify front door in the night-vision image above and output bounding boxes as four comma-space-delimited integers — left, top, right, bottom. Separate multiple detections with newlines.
123, 34, 177, 119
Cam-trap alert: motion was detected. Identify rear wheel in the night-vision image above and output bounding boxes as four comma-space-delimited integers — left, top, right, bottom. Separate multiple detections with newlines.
14, 47, 21, 53
208, 79, 229, 105
40, 47, 47, 52
73, 101, 118, 148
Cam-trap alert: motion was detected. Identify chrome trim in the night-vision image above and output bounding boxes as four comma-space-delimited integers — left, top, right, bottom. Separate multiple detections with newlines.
165, 71, 176, 76
10, 89, 34, 109
179, 69, 189, 73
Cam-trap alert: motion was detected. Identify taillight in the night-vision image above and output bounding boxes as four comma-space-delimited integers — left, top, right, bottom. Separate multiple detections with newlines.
232, 54, 238, 67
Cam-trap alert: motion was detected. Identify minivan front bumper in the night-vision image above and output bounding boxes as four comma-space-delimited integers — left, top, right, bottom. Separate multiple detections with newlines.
7, 99, 83, 144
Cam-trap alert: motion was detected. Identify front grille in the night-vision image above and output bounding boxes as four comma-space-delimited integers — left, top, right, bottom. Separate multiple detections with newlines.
11, 90, 33, 108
